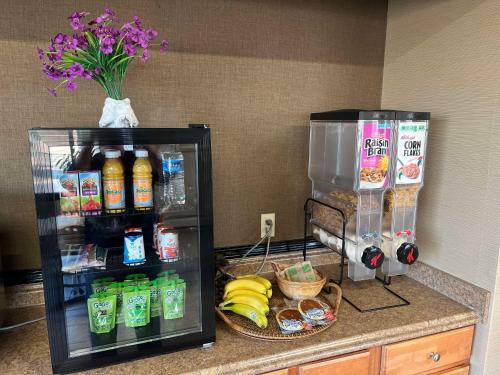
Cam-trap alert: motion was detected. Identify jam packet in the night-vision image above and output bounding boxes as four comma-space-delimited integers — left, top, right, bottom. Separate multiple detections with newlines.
275, 308, 313, 334
298, 298, 335, 326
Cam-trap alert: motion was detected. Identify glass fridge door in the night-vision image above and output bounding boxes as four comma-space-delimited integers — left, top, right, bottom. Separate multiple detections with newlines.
29, 128, 214, 371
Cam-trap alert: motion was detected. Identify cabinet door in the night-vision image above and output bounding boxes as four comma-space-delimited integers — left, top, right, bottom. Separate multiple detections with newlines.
297, 351, 371, 375
382, 326, 474, 375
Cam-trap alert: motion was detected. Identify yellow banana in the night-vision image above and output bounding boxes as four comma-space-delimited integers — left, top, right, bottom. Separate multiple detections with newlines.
236, 275, 272, 290
225, 289, 269, 305
220, 295, 269, 315
266, 288, 272, 298
223, 279, 267, 297
220, 303, 268, 329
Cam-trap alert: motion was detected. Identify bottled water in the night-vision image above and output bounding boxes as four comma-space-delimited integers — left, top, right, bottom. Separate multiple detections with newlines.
161, 148, 185, 207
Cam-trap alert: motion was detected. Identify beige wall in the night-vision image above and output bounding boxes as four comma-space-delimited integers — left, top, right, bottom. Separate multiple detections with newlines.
0, 0, 388, 270
382, 1, 500, 373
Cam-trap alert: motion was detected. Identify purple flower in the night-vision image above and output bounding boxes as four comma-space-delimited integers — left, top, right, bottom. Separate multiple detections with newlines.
138, 35, 149, 49
65, 81, 78, 92
160, 39, 169, 53
43, 64, 63, 81
82, 70, 93, 80
95, 66, 102, 75
124, 43, 136, 56
133, 16, 143, 29
37, 47, 44, 60
54, 33, 65, 44
146, 28, 158, 40
100, 43, 113, 54
47, 88, 57, 97
140, 49, 150, 62
67, 37, 78, 50
68, 11, 89, 31
69, 63, 84, 76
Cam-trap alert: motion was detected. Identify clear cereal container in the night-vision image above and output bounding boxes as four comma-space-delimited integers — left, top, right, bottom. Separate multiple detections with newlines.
308, 110, 394, 281
381, 111, 430, 276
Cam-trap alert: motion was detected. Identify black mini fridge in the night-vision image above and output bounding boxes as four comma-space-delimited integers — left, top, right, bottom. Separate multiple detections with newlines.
28, 126, 215, 373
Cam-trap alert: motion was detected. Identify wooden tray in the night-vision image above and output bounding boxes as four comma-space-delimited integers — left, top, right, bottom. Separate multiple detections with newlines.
216, 282, 342, 341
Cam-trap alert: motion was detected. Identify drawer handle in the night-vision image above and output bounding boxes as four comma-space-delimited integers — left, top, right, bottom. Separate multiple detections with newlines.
429, 352, 441, 362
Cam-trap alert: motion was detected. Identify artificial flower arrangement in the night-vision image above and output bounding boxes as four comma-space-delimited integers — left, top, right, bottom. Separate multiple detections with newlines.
37, 8, 168, 127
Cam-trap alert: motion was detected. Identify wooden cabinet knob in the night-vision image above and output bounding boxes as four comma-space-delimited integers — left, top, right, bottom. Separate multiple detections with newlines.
429, 352, 441, 362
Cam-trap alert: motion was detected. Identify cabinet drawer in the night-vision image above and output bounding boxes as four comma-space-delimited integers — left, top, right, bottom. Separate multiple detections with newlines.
435, 365, 469, 375
261, 369, 289, 375
297, 351, 371, 375
382, 326, 474, 375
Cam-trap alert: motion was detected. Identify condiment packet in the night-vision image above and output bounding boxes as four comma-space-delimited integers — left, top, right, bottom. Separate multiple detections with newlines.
283, 261, 317, 282
298, 298, 335, 326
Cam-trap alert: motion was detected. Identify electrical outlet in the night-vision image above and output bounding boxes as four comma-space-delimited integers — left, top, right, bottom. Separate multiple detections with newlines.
260, 213, 275, 238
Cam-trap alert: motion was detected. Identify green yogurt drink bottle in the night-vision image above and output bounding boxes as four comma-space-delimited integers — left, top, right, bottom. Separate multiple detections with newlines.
87, 292, 117, 334
124, 273, 149, 286
122, 285, 150, 327
91, 277, 116, 294
160, 279, 186, 320
115, 282, 126, 324
149, 280, 162, 317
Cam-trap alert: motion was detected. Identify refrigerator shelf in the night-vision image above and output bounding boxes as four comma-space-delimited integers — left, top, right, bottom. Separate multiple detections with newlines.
63, 245, 192, 278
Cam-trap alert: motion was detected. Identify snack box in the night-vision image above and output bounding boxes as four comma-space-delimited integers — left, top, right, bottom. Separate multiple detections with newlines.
79, 171, 102, 216
58, 171, 80, 216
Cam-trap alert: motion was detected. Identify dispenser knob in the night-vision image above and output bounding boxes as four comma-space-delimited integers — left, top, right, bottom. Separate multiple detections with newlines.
397, 243, 419, 265
361, 246, 385, 269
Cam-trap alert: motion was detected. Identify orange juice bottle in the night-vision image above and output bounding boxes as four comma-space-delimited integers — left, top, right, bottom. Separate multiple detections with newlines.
133, 149, 153, 210
103, 150, 126, 213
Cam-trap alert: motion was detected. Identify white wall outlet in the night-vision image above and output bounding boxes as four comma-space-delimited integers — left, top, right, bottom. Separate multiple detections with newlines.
260, 213, 276, 238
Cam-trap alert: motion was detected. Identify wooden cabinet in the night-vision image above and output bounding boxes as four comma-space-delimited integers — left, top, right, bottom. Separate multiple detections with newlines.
296, 348, 380, 375
381, 326, 473, 375
261, 326, 473, 375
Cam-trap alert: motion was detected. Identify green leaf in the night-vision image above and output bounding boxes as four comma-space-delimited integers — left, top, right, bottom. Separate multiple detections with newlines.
111, 56, 134, 71
85, 31, 98, 51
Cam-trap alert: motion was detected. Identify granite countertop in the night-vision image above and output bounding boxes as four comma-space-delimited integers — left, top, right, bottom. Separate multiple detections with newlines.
0, 267, 477, 375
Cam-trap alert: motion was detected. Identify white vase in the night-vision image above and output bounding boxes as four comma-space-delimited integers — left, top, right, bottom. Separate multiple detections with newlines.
99, 97, 139, 128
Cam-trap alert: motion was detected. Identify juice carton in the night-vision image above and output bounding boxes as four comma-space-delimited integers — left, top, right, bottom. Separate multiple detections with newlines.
58, 171, 80, 216
122, 285, 150, 327
87, 292, 117, 334
79, 171, 102, 216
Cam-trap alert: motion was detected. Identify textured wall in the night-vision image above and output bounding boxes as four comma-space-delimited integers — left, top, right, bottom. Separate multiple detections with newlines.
0, 0, 388, 270
382, 1, 500, 373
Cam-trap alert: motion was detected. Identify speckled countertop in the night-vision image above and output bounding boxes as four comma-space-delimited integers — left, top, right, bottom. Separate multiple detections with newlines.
0, 266, 477, 375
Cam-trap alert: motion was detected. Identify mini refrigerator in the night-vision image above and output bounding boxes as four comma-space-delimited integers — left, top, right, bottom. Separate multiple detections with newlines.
28, 126, 215, 373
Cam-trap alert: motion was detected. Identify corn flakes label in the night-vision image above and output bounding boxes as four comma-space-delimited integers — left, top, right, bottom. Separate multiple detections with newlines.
396, 121, 428, 185
358, 122, 392, 190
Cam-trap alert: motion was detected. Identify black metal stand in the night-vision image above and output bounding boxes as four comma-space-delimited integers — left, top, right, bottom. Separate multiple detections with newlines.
303, 197, 410, 313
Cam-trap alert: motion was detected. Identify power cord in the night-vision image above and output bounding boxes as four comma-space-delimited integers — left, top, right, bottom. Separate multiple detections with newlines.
225, 220, 274, 275
0, 316, 46, 332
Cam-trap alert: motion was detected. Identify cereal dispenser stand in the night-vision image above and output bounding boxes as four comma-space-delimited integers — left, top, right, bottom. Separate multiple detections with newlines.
381, 111, 430, 276
307, 110, 394, 281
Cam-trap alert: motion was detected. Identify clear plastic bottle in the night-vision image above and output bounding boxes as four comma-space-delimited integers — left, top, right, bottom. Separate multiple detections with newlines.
161, 146, 185, 206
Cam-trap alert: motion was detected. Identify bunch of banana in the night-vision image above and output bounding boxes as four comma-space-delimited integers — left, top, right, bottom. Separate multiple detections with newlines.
219, 275, 272, 329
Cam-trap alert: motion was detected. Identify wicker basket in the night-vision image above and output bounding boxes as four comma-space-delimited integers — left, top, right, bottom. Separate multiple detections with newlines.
271, 262, 327, 300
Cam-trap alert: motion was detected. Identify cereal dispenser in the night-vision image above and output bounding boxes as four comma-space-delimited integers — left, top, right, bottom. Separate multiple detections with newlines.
381, 111, 430, 276
308, 110, 394, 281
